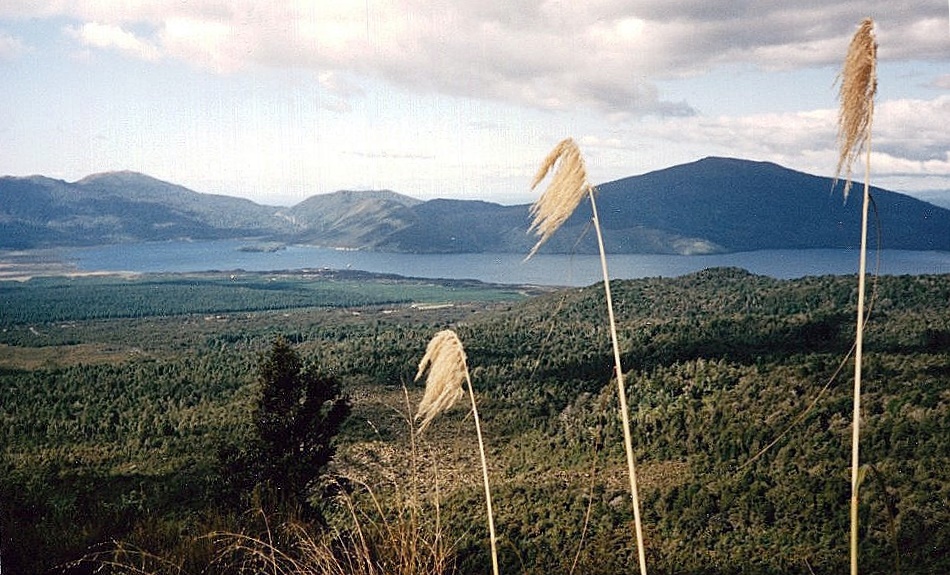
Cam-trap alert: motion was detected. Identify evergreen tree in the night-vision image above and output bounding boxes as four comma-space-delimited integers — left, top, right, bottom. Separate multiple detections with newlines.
251, 336, 350, 518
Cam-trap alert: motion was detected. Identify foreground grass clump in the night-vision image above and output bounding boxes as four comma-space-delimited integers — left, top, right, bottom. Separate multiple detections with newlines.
212, 491, 453, 575
77, 493, 454, 575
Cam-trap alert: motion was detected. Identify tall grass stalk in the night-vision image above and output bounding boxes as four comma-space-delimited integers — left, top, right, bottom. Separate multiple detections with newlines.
210, 480, 454, 575
527, 138, 648, 575
73, 542, 189, 575
414, 329, 499, 575
835, 17, 877, 575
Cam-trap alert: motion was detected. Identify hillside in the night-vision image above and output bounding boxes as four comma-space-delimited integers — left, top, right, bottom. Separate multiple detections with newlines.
281, 189, 422, 248
590, 157, 950, 253
74, 171, 291, 233
1, 269, 947, 573
0, 172, 293, 248
383, 198, 533, 253
2, 158, 949, 253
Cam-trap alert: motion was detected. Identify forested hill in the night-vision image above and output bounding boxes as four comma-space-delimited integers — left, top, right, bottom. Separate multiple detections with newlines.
0, 268, 948, 573
2, 158, 949, 253
0, 171, 295, 248
588, 157, 950, 253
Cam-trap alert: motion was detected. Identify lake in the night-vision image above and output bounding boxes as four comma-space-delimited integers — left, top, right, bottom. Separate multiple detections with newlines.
57, 240, 950, 287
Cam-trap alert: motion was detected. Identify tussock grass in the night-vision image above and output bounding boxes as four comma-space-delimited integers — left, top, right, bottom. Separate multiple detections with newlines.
211, 488, 453, 575
79, 397, 458, 575
526, 138, 593, 259
835, 18, 877, 201
835, 17, 878, 575
210, 387, 456, 575
414, 330, 468, 433
415, 329, 499, 575
527, 138, 649, 575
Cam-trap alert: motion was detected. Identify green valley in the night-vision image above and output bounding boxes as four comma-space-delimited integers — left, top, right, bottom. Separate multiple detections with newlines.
0, 269, 947, 574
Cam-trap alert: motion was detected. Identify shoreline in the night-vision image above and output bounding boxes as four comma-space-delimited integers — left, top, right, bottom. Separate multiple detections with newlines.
0, 254, 556, 295
0, 251, 140, 282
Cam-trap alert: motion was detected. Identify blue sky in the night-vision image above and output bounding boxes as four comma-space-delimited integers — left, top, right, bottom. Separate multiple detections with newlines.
1, 2, 948, 206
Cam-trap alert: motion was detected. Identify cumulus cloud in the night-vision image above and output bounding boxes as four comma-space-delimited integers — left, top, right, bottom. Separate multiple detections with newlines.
623, 95, 950, 192
874, 96, 950, 162
4, 1, 948, 196
12, 0, 942, 116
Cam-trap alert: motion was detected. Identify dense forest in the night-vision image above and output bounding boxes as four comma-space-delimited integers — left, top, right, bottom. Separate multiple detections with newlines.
0, 268, 947, 574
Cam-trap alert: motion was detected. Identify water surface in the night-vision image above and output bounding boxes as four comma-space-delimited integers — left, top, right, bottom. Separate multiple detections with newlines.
58, 241, 950, 287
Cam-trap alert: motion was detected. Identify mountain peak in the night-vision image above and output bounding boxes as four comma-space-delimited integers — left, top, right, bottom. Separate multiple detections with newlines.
308, 188, 422, 206
75, 170, 167, 186
683, 156, 787, 172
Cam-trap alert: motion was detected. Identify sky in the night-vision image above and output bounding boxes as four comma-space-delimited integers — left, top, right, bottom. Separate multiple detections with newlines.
1, 1, 948, 207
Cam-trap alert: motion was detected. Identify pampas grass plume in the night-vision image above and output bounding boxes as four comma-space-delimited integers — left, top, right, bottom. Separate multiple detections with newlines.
835, 17, 877, 200
527, 138, 649, 575
414, 330, 467, 432
414, 329, 500, 575
527, 138, 593, 259
836, 18, 877, 575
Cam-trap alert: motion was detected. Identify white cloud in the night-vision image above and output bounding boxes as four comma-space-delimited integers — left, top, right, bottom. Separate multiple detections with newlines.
66, 22, 161, 61
3, 1, 949, 201
158, 17, 235, 72
13, 1, 942, 116
315, 71, 365, 112
616, 95, 950, 193
875, 95, 950, 162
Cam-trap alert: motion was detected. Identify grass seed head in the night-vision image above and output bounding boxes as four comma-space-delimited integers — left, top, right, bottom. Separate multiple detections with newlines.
526, 138, 593, 259
834, 17, 877, 200
414, 330, 468, 432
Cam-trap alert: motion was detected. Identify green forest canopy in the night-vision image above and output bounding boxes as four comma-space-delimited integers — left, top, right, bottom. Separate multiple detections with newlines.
0, 268, 947, 574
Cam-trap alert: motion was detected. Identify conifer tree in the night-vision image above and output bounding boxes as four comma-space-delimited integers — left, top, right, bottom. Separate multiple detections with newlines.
251, 336, 350, 518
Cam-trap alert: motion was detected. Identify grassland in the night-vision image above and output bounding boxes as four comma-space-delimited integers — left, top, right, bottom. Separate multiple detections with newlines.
1, 268, 947, 574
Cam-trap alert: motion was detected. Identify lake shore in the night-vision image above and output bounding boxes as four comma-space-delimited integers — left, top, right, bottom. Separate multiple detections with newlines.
7, 242, 950, 286
0, 250, 142, 282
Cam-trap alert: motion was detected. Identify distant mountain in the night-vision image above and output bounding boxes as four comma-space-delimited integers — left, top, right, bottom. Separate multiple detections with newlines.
2, 159, 949, 254
75, 171, 290, 233
369, 157, 950, 255
516, 156, 950, 255
382, 199, 533, 253
0, 172, 293, 248
587, 157, 950, 253
281, 189, 422, 249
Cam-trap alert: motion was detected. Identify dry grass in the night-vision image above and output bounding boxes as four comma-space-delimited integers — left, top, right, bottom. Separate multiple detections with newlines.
77, 489, 455, 575
211, 490, 453, 575
526, 138, 593, 259
414, 330, 468, 432
415, 329, 500, 575
207, 386, 458, 575
835, 17, 877, 200
79, 395, 457, 575
835, 17, 878, 575
72, 542, 190, 575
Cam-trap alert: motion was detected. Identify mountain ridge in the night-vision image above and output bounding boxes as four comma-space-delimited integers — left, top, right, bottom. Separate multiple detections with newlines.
2, 158, 948, 253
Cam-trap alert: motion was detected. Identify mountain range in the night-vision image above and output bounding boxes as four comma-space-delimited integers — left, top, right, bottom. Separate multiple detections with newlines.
2, 157, 949, 254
